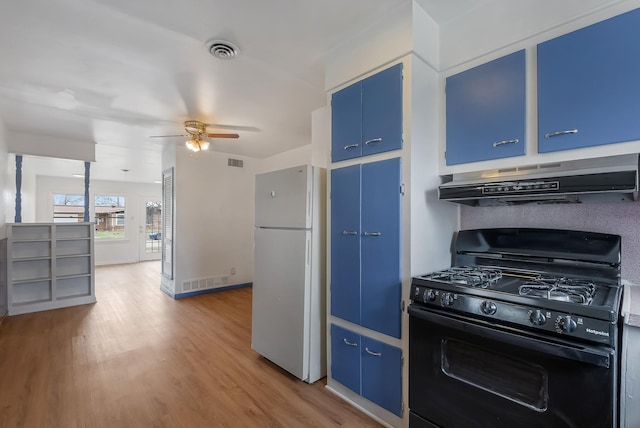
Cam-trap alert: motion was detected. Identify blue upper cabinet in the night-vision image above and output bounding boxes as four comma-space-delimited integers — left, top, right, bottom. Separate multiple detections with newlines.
538, 8, 640, 153
331, 83, 363, 161
361, 64, 403, 157
445, 50, 526, 165
331, 64, 403, 162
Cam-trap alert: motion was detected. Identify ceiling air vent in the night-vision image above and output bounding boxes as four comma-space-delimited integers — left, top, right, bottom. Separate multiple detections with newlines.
207, 40, 239, 60
228, 158, 244, 168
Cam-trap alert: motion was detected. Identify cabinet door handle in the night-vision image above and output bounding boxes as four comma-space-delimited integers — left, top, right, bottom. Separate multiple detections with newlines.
544, 129, 578, 139
343, 338, 358, 347
492, 138, 519, 147
342, 230, 358, 236
364, 137, 382, 146
362, 232, 381, 237
365, 347, 382, 357
343, 144, 359, 150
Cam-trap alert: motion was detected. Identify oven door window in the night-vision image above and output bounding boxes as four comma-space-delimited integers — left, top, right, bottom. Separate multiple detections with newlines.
442, 339, 548, 411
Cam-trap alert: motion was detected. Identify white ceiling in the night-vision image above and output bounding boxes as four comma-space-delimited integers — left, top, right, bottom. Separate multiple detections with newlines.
0, 0, 486, 182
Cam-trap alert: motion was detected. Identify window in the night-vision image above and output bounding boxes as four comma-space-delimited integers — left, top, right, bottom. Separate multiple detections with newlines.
94, 195, 126, 239
53, 194, 84, 223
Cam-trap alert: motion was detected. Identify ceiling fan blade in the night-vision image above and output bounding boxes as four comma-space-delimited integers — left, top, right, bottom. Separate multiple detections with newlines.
205, 124, 260, 132
149, 134, 188, 138
207, 133, 239, 139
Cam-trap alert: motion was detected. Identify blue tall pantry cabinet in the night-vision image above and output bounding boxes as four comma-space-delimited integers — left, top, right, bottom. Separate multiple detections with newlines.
328, 63, 404, 419
330, 158, 401, 338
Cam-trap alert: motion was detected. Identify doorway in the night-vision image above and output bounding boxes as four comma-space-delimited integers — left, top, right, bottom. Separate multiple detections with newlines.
139, 197, 162, 261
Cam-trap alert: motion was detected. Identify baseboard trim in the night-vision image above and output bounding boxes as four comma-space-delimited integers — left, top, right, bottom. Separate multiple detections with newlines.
174, 283, 252, 299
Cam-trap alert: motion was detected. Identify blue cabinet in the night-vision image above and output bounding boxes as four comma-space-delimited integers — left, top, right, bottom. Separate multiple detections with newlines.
445, 50, 526, 165
361, 336, 403, 417
330, 324, 403, 417
330, 324, 361, 394
538, 8, 640, 153
330, 165, 361, 325
330, 158, 401, 338
360, 160, 401, 338
331, 64, 403, 162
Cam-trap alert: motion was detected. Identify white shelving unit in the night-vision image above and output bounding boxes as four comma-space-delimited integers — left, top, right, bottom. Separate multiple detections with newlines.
6, 223, 95, 315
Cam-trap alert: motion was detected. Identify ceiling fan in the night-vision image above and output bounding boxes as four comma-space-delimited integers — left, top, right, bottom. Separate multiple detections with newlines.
150, 120, 239, 152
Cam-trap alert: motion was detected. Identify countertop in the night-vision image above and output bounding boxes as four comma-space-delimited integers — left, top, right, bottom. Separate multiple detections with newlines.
622, 281, 640, 327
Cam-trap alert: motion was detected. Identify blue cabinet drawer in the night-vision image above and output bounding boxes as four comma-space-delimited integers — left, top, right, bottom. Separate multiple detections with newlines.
330, 324, 361, 394
361, 336, 403, 417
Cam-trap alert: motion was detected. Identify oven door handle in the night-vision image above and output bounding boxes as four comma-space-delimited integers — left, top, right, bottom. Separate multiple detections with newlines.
408, 306, 612, 368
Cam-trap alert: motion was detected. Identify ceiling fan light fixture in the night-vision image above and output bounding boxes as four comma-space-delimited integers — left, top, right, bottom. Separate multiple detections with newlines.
186, 139, 201, 152
200, 141, 210, 150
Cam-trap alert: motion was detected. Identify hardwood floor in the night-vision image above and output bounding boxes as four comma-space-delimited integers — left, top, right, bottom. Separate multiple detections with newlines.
0, 261, 380, 427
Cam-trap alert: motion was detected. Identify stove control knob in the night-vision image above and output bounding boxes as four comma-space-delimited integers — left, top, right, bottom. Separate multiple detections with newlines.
529, 310, 547, 326
480, 300, 497, 315
441, 293, 455, 307
426, 290, 437, 302
556, 315, 577, 333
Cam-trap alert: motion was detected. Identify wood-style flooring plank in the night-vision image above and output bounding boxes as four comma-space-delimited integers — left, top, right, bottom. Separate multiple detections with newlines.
0, 261, 380, 428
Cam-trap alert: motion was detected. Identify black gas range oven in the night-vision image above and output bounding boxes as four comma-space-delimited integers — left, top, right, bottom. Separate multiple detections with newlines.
409, 228, 623, 428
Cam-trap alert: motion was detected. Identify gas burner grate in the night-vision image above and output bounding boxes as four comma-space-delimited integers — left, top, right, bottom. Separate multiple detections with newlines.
425, 266, 502, 288
518, 277, 596, 305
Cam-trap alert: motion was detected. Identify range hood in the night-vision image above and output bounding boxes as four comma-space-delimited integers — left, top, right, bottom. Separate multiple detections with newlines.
439, 154, 639, 207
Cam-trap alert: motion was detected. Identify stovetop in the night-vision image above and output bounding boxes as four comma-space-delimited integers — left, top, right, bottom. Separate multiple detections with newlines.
410, 228, 624, 346
417, 265, 616, 308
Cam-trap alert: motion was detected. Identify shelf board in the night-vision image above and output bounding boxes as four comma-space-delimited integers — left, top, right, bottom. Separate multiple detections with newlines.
12, 256, 52, 262
13, 298, 52, 307
12, 238, 52, 243
57, 273, 91, 280
56, 293, 91, 301
12, 277, 51, 285
56, 237, 91, 241
57, 253, 92, 259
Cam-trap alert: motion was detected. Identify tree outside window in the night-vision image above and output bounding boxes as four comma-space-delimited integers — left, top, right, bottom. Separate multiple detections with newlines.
95, 195, 126, 239
53, 194, 84, 223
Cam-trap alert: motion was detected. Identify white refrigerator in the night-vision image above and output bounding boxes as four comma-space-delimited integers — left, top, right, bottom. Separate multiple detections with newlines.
251, 165, 326, 383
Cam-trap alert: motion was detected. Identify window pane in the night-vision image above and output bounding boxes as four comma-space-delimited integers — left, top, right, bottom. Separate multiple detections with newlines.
145, 201, 162, 253
94, 195, 126, 239
53, 194, 84, 223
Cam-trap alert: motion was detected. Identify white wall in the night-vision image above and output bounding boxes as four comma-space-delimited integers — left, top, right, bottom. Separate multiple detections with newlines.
7, 130, 95, 162
0, 118, 8, 316
173, 149, 256, 293
439, 0, 638, 71
0, 119, 7, 228
34, 175, 161, 265
409, 55, 458, 276
324, 1, 413, 91
257, 145, 312, 174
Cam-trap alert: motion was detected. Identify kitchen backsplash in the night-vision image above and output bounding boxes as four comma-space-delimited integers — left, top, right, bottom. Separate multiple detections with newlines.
460, 202, 640, 284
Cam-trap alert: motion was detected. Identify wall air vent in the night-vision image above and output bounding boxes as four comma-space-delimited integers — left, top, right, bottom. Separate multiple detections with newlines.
228, 158, 244, 168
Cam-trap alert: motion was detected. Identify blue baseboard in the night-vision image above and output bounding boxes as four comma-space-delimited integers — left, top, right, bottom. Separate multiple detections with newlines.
173, 282, 252, 299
